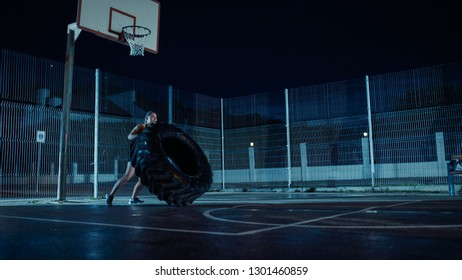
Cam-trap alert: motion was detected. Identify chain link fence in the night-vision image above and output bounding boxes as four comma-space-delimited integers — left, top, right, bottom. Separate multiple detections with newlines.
1, 49, 461, 199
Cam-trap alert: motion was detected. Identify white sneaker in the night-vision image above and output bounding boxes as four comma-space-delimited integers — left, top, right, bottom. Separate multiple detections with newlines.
128, 198, 144, 204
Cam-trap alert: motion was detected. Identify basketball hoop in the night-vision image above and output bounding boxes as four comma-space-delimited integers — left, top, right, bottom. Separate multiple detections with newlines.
122, 25, 151, 56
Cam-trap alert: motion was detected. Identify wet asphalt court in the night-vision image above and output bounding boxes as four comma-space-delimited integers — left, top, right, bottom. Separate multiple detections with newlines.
1, 192, 461, 260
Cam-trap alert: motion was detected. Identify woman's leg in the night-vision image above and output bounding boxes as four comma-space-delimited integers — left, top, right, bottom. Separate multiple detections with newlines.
106, 162, 135, 206
109, 162, 135, 196
130, 178, 144, 201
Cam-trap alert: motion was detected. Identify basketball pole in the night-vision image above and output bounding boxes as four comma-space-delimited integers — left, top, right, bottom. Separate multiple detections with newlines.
57, 23, 80, 201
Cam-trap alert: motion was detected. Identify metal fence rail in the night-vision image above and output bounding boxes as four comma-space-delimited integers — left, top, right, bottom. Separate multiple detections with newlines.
1, 48, 462, 200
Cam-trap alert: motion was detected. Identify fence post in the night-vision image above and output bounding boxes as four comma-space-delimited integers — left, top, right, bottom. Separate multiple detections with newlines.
361, 137, 371, 178
114, 158, 118, 181
300, 143, 307, 181
221, 98, 225, 190
435, 132, 447, 176
93, 69, 100, 198
249, 146, 256, 182
285, 88, 292, 189
365, 75, 376, 188
36, 88, 49, 194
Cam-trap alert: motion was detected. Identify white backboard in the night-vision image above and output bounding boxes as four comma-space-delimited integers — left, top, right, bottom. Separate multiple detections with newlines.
77, 0, 160, 54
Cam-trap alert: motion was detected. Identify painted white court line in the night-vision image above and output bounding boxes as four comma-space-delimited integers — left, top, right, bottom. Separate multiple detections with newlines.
2, 200, 461, 238
203, 201, 417, 227
203, 200, 462, 235
212, 204, 386, 235
0, 215, 237, 236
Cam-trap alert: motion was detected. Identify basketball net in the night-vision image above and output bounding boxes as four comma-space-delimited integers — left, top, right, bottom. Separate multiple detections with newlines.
122, 26, 151, 56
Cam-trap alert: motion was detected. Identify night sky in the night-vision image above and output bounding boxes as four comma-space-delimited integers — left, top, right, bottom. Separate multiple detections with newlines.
2, 0, 461, 97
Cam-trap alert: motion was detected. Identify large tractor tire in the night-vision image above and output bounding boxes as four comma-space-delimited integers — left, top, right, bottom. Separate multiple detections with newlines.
132, 123, 213, 206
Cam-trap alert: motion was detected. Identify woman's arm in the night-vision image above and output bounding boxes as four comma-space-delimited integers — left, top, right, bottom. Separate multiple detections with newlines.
128, 124, 146, 140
